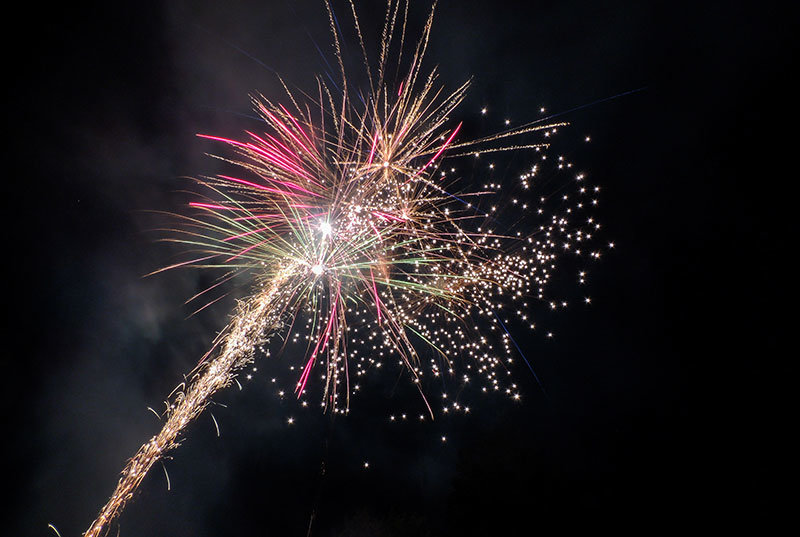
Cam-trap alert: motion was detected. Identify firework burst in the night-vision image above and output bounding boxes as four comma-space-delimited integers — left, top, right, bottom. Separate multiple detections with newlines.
85, 1, 607, 535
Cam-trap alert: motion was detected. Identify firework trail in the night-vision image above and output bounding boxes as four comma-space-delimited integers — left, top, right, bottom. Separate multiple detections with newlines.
85, 1, 605, 534
84, 271, 291, 537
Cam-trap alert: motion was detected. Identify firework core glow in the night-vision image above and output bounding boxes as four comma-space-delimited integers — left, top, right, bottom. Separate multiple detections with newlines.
83, 1, 608, 535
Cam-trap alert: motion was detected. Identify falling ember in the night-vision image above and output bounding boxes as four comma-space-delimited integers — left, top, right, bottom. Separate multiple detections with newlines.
84, 1, 608, 535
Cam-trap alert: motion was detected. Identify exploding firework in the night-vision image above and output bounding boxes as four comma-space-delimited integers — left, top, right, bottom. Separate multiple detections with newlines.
84, 1, 608, 535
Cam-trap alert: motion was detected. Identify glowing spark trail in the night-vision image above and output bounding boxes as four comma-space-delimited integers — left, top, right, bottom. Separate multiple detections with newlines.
84, 1, 607, 534
85, 270, 293, 536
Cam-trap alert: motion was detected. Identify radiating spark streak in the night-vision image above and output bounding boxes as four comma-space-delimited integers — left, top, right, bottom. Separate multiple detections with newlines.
196, 133, 250, 149
185, 273, 239, 305
233, 213, 287, 221
493, 311, 547, 397
222, 226, 273, 242
408, 121, 462, 181
443, 122, 566, 153
297, 283, 340, 396
244, 130, 301, 164
368, 220, 382, 242
246, 130, 305, 165
371, 210, 405, 222
160, 461, 171, 491
217, 175, 273, 192
193, 22, 279, 75
247, 139, 317, 180
189, 202, 244, 211
210, 412, 220, 437
144, 255, 217, 277
278, 103, 315, 147
370, 267, 383, 324
219, 175, 318, 198
187, 292, 229, 318
200, 133, 317, 183
367, 129, 379, 165
259, 106, 323, 166
271, 180, 322, 197
218, 175, 306, 199
225, 239, 272, 262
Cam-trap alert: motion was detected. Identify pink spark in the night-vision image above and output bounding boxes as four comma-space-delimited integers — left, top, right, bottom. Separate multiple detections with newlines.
408, 122, 462, 181
199, 132, 319, 186
369, 220, 382, 242
279, 103, 314, 147
258, 104, 323, 167
367, 129, 379, 166
372, 210, 406, 222
296, 284, 341, 395
271, 179, 322, 198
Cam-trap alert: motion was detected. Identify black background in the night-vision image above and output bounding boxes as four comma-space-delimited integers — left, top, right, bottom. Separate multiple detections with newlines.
7, 1, 788, 535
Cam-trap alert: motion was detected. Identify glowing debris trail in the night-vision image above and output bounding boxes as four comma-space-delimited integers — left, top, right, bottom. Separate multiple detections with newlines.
84, 1, 607, 534
84, 269, 294, 537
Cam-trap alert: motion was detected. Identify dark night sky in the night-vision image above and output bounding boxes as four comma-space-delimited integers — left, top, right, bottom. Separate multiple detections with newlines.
6, 1, 789, 535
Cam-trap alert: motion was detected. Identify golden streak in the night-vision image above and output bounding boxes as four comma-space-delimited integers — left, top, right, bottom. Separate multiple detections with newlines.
85, 268, 293, 537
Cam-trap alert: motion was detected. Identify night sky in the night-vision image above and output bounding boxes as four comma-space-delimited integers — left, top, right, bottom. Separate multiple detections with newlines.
8, 1, 788, 535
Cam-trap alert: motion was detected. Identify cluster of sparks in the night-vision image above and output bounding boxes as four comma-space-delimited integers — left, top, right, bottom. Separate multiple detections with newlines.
84, 1, 609, 535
